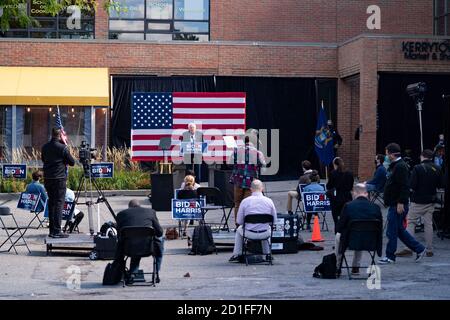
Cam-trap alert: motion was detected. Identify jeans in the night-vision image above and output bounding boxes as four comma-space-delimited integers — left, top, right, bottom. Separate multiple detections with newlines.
385, 205, 425, 260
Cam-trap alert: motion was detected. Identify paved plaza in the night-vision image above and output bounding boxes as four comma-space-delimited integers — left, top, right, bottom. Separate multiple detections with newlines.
1, 180, 450, 300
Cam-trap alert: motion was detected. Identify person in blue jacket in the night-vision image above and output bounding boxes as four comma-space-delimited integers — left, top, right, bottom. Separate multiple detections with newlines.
25, 170, 48, 219
366, 154, 387, 193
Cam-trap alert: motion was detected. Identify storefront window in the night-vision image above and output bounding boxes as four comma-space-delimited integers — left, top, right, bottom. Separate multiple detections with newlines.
434, 0, 450, 35
0, 107, 8, 161
109, 0, 209, 41
22, 106, 88, 153
0, 0, 95, 39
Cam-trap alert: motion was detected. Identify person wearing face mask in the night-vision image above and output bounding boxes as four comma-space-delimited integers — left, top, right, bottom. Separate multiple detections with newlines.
365, 154, 387, 193
327, 120, 343, 156
378, 143, 426, 265
396, 149, 443, 258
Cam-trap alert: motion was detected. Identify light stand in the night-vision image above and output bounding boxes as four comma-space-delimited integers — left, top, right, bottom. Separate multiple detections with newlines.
416, 98, 424, 153
406, 82, 427, 153
73, 162, 116, 235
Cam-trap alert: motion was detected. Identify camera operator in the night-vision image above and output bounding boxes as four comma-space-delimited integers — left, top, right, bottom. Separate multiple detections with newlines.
42, 128, 76, 238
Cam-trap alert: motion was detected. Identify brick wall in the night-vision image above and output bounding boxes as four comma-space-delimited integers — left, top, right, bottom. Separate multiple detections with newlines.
211, 0, 432, 42
95, 0, 109, 40
0, 40, 338, 78
337, 75, 360, 177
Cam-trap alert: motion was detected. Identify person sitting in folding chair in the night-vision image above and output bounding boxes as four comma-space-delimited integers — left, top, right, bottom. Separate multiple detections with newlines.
335, 183, 382, 276
25, 170, 48, 227
302, 170, 325, 230
366, 154, 387, 194
229, 179, 277, 262
112, 200, 164, 284
286, 160, 313, 214
63, 188, 84, 233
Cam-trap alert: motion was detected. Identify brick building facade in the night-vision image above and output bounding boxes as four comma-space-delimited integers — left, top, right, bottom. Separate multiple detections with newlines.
0, 0, 448, 179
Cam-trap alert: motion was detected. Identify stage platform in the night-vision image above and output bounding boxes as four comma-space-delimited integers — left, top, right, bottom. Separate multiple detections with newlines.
44, 234, 95, 255
211, 230, 235, 247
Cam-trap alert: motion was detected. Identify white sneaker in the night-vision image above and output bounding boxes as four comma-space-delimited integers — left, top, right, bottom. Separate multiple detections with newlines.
415, 249, 426, 263
378, 257, 395, 264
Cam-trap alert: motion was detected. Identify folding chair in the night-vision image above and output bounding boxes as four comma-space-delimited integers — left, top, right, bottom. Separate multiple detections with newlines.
22, 193, 46, 230
242, 214, 274, 266
319, 212, 329, 232
197, 187, 232, 232
176, 189, 198, 238
338, 219, 382, 280
120, 226, 158, 287
294, 198, 307, 230
369, 191, 387, 208
0, 207, 30, 254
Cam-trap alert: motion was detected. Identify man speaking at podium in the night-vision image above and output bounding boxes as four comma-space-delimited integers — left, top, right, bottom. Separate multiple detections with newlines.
182, 123, 204, 176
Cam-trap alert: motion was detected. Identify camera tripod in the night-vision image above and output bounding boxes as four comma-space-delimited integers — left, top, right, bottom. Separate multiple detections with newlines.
73, 169, 116, 235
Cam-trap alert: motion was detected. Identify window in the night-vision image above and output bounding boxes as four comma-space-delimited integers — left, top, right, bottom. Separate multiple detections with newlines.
0, 0, 95, 39
434, 0, 450, 35
109, 0, 209, 41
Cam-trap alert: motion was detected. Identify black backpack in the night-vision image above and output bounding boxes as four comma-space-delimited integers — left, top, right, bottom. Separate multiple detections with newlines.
313, 253, 337, 279
190, 222, 216, 255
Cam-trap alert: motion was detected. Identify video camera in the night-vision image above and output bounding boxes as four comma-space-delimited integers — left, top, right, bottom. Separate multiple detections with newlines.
79, 141, 96, 177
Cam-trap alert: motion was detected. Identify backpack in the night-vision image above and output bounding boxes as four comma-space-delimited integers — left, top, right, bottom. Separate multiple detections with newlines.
102, 261, 123, 285
100, 221, 117, 238
313, 253, 337, 279
190, 222, 216, 255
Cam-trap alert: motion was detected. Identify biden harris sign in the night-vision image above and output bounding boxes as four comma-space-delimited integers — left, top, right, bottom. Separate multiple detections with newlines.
301, 192, 331, 213
90, 163, 114, 178
172, 198, 206, 220
2, 164, 27, 179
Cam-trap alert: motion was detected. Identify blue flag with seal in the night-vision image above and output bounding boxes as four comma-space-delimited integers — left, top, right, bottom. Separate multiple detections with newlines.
314, 104, 334, 166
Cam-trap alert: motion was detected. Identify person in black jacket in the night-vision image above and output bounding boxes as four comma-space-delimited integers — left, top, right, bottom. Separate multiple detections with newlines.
41, 128, 75, 238
326, 157, 354, 233
335, 183, 382, 275
379, 143, 426, 264
396, 149, 444, 258
114, 199, 164, 283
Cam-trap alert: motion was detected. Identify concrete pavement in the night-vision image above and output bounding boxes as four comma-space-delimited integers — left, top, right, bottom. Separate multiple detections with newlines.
1, 180, 450, 300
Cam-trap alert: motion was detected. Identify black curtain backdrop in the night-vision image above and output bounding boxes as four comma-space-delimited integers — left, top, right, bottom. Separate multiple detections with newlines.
111, 76, 215, 148
377, 73, 450, 162
216, 76, 336, 180
111, 76, 337, 179
444, 94, 449, 230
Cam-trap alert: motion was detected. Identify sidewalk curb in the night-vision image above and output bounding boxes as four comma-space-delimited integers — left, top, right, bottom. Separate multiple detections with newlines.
0, 189, 151, 201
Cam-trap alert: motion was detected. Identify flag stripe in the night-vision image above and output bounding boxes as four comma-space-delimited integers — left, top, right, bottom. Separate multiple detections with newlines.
173, 97, 245, 104
173, 108, 246, 115
173, 104, 246, 110
173, 92, 246, 98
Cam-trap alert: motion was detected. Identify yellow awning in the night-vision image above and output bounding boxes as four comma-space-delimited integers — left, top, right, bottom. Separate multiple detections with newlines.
0, 67, 109, 106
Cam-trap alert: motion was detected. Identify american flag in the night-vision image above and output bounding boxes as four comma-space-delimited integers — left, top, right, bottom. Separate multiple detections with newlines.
131, 92, 246, 162
55, 106, 68, 145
